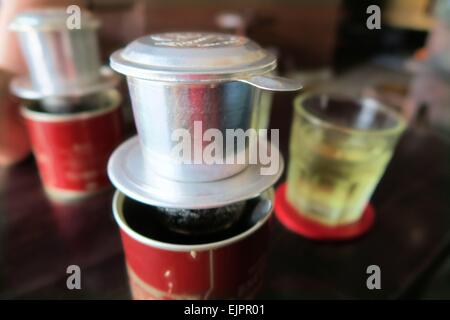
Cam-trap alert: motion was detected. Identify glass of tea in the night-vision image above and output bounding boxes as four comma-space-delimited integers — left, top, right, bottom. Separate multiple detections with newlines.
286, 93, 406, 226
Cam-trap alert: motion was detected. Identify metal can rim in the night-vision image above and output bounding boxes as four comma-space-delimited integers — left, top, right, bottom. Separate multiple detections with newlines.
20, 89, 121, 123
112, 188, 274, 252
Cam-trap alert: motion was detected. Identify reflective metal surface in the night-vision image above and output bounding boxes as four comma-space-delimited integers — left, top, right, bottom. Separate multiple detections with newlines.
111, 32, 300, 181
128, 77, 257, 181
239, 75, 303, 91
10, 9, 117, 100
11, 66, 119, 100
111, 32, 302, 88
9, 8, 100, 31
107, 136, 284, 209
110, 32, 276, 82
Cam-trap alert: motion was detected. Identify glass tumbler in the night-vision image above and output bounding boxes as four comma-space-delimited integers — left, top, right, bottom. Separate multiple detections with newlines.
286, 93, 406, 226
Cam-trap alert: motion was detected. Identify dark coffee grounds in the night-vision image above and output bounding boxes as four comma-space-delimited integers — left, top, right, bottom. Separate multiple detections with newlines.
154, 201, 246, 235
122, 196, 265, 245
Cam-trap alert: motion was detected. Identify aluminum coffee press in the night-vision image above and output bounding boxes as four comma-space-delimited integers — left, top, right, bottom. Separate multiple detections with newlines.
10, 8, 123, 201
110, 32, 301, 182
107, 32, 302, 299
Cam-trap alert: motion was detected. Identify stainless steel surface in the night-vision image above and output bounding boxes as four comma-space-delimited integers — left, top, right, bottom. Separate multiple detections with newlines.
239, 75, 303, 91
9, 8, 100, 31
111, 32, 302, 91
251, 90, 274, 129
107, 136, 284, 209
110, 32, 276, 82
11, 66, 119, 100
128, 77, 257, 181
10, 9, 117, 100
111, 31, 301, 89
111, 32, 300, 181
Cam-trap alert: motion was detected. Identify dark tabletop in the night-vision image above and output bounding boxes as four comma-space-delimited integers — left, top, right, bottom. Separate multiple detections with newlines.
1, 63, 450, 299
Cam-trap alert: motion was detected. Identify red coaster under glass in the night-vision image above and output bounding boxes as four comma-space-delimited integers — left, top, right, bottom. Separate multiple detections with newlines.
274, 183, 375, 241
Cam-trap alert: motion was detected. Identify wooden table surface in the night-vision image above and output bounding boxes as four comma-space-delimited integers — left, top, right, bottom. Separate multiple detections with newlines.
1, 63, 450, 299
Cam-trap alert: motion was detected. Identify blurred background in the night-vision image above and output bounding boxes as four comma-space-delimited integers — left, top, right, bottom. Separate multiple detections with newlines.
1, 0, 450, 299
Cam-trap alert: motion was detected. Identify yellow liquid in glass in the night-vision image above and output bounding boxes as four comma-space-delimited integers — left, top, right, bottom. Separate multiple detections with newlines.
287, 119, 394, 226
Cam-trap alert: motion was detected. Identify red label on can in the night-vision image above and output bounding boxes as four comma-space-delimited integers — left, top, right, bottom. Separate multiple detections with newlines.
120, 218, 269, 300
24, 106, 123, 196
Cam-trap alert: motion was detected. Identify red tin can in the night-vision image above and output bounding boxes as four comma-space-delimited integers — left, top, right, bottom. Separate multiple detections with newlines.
113, 189, 274, 300
21, 89, 123, 201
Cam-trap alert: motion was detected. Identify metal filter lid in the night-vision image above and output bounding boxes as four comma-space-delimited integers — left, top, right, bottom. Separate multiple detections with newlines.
110, 32, 277, 82
10, 8, 100, 32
